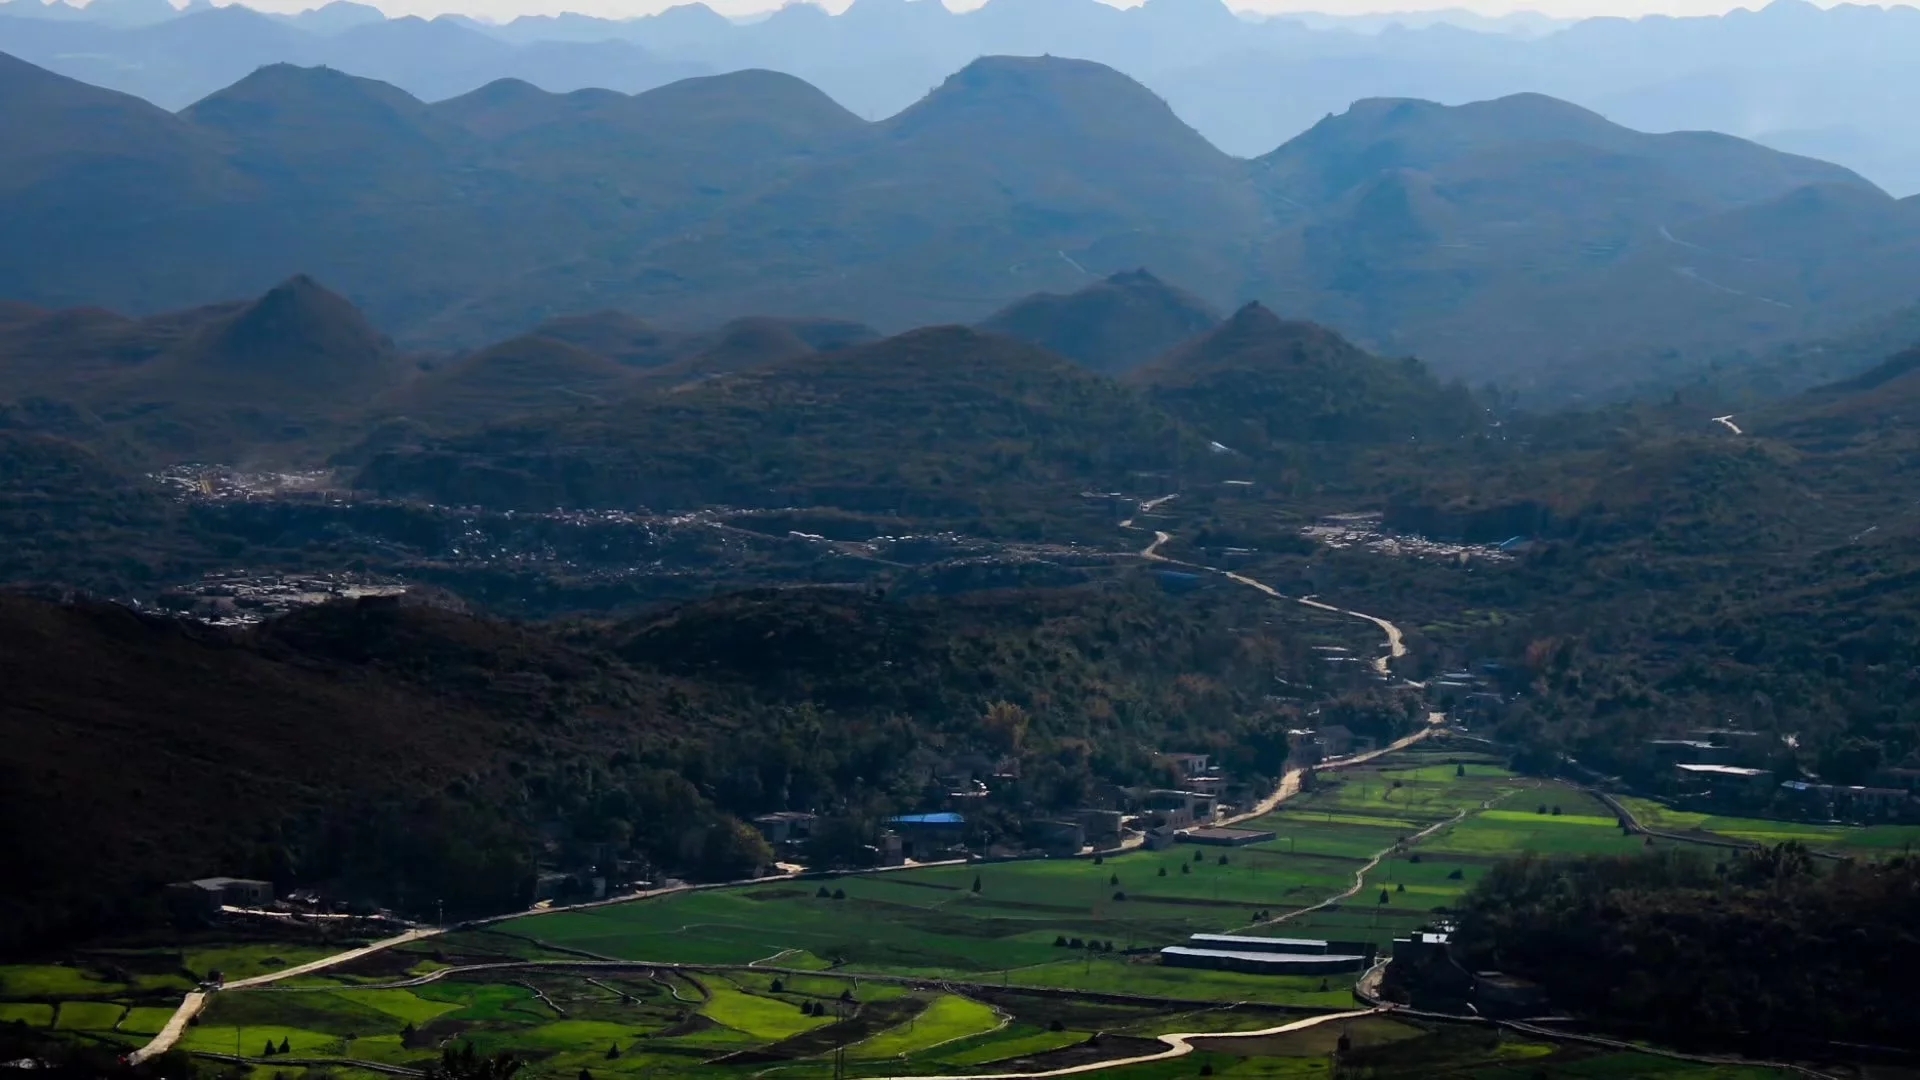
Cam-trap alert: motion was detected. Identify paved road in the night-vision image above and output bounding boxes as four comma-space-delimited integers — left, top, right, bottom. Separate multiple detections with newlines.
865, 1008, 1381, 1080
128, 927, 446, 1063
1131, 509, 1408, 678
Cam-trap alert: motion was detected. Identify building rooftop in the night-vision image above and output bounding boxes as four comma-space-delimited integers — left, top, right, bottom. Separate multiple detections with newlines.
890, 812, 965, 825
1190, 934, 1327, 950
1160, 947, 1365, 966
1676, 764, 1769, 778
1183, 827, 1275, 842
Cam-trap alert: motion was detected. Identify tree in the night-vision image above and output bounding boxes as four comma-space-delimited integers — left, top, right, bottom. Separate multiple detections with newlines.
1181, 863, 1190, 875
1054, 935, 1069, 947
605, 1044, 620, 1061
1049, 1020, 1065, 1033
972, 875, 982, 892
770, 978, 784, 993
1551, 806, 1562, 817
579, 1071, 593, 1080
426, 1044, 522, 1080
1200, 1064, 1214, 1076
1158, 867, 1167, 877
817, 886, 832, 898
278, 1038, 289, 1056
1217, 855, 1229, 866
1112, 891, 1126, 902
1194, 851, 1205, 863
1378, 889, 1390, 904
263, 1041, 277, 1058
832, 888, 846, 900
1456, 764, 1466, 777
1109, 873, 1119, 886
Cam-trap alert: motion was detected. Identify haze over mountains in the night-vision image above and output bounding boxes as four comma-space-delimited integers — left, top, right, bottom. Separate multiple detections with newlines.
3, 0, 1919, 196
6, 45, 1918, 397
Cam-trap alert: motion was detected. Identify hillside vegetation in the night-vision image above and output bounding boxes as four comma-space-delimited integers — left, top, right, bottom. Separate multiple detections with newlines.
0, 576, 1398, 952
2, 50, 1915, 396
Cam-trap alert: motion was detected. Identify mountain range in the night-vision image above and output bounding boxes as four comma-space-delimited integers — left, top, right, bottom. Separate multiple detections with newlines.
6, 49, 1917, 397
3, 0, 1920, 197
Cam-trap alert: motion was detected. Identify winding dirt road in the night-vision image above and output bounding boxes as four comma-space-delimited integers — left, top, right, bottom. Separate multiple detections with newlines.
1130, 498, 1408, 677
865, 1009, 1381, 1080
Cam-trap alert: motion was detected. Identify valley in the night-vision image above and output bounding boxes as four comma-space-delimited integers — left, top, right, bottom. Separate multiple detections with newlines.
5, 20, 1920, 1078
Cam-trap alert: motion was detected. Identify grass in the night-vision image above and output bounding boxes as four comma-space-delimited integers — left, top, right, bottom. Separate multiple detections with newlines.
118, 1006, 181, 1036
1618, 797, 1920, 853
66, 748, 1802, 1080
183, 944, 347, 983
702, 983, 832, 1041
0, 965, 119, 998
849, 994, 1001, 1059
933, 1024, 1086, 1065
53, 1001, 125, 1031
0, 1003, 54, 1027
1003, 960, 1353, 1007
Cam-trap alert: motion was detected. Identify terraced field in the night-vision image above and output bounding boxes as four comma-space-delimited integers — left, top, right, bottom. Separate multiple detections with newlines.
11, 743, 1802, 1080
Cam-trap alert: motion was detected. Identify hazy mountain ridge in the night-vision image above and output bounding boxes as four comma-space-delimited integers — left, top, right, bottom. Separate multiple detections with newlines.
6, 50, 1914, 396
5, 0, 1920, 196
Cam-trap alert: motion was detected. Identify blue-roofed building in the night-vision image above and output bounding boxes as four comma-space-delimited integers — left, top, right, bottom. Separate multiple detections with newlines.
888, 812, 965, 857
891, 812, 965, 825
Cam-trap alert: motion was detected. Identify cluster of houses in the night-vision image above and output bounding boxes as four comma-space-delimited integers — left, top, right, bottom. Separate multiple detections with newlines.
747, 748, 1298, 866
163, 876, 409, 936
1652, 728, 1920, 822
1382, 926, 1547, 1019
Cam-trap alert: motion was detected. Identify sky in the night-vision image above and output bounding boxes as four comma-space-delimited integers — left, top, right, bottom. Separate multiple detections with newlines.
114, 0, 1918, 26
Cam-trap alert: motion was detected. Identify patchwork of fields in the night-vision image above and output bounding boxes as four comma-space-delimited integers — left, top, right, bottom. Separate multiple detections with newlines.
1618, 796, 1920, 854
0, 744, 1802, 1080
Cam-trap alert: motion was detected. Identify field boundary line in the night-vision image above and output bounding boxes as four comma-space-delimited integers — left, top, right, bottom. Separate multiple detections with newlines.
863, 1008, 1379, 1080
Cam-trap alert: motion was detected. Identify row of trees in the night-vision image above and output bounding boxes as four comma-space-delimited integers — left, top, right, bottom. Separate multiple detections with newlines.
1454, 844, 1920, 1053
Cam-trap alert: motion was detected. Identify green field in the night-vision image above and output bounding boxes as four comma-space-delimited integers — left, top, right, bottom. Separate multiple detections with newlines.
1619, 797, 1920, 853
34, 744, 1803, 1080
515, 748, 1536, 992
848, 994, 1001, 1059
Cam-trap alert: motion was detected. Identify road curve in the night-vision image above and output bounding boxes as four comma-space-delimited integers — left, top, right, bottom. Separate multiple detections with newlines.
129, 928, 446, 1063
865, 1008, 1381, 1080
1132, 510, 1408, 678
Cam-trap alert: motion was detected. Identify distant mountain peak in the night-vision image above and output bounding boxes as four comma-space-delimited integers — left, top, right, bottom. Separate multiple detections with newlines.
978, 268, 1220, 375
155, 274, 402, 403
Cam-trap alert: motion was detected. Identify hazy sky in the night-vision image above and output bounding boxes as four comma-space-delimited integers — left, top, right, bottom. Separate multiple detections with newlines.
178, 0, 1909, 25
